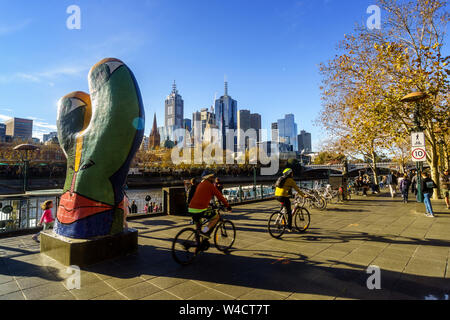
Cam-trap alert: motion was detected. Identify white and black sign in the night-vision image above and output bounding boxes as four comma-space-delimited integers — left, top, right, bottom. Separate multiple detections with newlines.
411, 132, 426, 148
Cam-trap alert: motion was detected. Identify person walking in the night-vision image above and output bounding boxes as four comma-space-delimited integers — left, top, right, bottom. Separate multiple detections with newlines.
32, 200, 55, 242
131, 200, 138, 214
387, 172, 397, 198
421, 172, 437, 217
440, 169, 449, 210
397, 174, 404, 194
410, 170, 418, 197
400, 174, 411, 204
380, 175, 387, 190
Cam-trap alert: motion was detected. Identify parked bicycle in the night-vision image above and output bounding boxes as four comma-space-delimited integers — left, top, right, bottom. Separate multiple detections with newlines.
297, 188, 327, 211
172, 204, 236, 265
316, 185, 339, 204
268, 194, 311, 239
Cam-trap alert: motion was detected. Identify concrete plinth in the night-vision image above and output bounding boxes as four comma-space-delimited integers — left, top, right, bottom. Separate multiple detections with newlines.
40, 228, 138, 267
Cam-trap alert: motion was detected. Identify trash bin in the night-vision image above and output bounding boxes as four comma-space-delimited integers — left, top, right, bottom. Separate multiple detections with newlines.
162, 187, 187, 216
329, 174, 348, 201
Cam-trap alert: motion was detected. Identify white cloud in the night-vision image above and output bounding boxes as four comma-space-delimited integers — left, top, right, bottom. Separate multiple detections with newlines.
0, 65, 89, 85
34, 121, 57, 131
33, 122, 57, 141
0, 114, 12, 122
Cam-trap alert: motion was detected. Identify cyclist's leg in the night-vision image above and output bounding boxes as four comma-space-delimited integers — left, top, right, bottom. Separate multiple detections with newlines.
200, 208, 219, 234
275, 196, 286, 212
282, 197, 292, 229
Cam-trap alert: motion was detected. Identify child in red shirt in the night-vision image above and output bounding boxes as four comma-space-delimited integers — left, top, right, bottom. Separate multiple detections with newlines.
32, 200, 54, 242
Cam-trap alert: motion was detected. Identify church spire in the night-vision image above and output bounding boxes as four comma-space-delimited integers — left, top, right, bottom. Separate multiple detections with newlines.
151, 113, 158, 134
149, 113, 161, 150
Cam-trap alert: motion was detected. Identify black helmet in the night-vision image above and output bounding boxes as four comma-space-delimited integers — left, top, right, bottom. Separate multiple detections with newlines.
201, 170, 215, 180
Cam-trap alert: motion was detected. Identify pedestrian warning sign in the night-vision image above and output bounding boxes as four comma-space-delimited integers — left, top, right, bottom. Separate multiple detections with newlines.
411, 132, 425, 148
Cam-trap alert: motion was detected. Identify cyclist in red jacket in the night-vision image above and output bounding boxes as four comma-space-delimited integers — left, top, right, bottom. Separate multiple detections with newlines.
188, 170, 232, 236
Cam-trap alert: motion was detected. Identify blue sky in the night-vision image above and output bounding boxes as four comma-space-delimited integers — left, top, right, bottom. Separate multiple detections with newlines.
0, 0, 394, 148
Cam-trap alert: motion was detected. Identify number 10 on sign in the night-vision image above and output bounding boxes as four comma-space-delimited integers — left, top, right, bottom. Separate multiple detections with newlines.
412, 148, 427, 162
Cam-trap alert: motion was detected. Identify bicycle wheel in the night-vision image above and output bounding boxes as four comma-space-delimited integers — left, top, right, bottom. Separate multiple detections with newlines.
315, 197, 327, 211
268, 212, 287, 239
214, 220, 236, 252
172, 228, 199, 265
294, 207, 311, 233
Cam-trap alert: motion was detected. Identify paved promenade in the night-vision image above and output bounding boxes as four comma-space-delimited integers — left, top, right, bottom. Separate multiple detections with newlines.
1, 193, 449, 300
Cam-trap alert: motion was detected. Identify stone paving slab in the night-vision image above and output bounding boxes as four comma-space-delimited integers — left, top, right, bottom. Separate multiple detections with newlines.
1, 192, 449, 300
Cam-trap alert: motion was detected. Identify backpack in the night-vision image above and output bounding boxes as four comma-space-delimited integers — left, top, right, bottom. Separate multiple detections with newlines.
275, 176, 288, 189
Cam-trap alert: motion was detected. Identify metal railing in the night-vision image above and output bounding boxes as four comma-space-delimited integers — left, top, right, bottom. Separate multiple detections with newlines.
222, 185, 276, 204
0, 196, 60, 233
0, 180, 327, 234
0, 193, 164, 234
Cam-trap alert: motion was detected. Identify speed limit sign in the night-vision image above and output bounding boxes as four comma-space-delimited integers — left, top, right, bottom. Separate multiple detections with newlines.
412, 147, 427, 162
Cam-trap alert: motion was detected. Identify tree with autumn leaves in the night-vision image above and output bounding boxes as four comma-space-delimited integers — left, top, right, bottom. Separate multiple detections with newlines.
319, 0, 449, 198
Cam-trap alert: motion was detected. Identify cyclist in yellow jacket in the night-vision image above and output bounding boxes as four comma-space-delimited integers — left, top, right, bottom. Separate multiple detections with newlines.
275, 168, 308, 231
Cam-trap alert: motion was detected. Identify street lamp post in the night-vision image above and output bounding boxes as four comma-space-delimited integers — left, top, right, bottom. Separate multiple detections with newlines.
400, 92, 427, 203
13, 144, 39, 194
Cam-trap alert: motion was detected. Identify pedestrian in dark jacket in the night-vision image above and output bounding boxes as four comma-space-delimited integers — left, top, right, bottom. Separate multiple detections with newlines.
421, 172, 437, 217
410, 170, 418, 196
187, 178, 199, 206
400, 174, 411, 204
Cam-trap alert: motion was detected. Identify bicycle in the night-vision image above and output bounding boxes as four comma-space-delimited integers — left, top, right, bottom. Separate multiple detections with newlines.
171, 205, 236, 266
316, 186, 339, 204
268, 195, 311, 239
297, 188, 327, 211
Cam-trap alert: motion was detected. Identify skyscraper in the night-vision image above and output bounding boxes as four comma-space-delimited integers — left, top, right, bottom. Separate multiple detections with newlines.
271, 123, 278, 142
215, 81, 237, 150
5, 117, 33, 141
183, 119, 192, 132
165, 81, 184, 129
193, 108, 216, 138
237, 110, 251, 150
250, 113, 261, 142
237, 110, 261, 150
277, 114, 298, 151
0, 123, 6, 142
43, 132, 58, 143
298, 130, 312, 153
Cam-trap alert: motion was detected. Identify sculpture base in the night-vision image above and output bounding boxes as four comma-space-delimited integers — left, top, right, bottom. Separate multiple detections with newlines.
40, 228, 138, 267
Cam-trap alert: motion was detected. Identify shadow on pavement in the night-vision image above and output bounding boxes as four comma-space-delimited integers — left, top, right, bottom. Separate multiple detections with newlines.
85, 242, 449, 300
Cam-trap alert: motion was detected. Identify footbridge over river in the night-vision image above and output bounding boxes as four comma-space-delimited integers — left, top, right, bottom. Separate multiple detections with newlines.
302, 162, 429, 173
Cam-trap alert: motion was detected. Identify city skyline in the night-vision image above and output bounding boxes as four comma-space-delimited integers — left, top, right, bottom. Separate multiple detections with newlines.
1, 0, 437, 146
151, 81, 311, 153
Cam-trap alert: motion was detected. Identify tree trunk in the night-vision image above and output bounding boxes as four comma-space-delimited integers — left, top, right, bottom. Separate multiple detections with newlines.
371, 151, 379, 185
428, 133, 441, 200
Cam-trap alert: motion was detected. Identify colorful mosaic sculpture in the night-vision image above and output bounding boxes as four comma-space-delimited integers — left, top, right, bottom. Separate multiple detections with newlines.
54, 58, 145, 239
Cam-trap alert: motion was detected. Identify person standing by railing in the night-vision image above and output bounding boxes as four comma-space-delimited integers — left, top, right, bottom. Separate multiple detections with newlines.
32, 200, 54, 242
